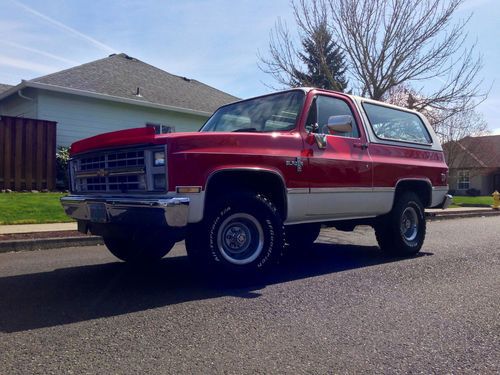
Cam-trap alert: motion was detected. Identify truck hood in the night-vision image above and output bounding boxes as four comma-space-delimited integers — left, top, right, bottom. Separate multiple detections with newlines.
70, 127, 301, 156
70, 127, 203, 156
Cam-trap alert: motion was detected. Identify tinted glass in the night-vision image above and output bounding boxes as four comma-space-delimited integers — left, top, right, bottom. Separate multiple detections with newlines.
363, 103, 432, 144
201, 91, 305, 133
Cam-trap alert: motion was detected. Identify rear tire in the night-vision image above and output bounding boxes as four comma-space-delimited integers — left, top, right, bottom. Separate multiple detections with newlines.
103, 232, 175, 263
375, 191, 426, 256
185, 193, 285, 274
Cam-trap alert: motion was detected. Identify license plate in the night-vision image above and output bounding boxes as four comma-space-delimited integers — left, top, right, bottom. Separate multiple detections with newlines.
89, 203, 108, 223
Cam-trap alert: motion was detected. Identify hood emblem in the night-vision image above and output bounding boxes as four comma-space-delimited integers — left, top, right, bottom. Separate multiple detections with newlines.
96, 168, 109, 177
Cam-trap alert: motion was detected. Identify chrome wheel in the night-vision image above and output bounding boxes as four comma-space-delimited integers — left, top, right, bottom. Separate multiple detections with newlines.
400, 206, 418, 242
217, 213, 264, 265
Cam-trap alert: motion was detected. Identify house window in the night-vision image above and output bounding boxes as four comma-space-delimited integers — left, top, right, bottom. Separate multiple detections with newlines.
457, 170, 470, 190
146, 123, 175, 134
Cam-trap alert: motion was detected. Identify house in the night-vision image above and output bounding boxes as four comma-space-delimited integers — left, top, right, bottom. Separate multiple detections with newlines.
445, 135, 500, 195
0, 53, 239, 147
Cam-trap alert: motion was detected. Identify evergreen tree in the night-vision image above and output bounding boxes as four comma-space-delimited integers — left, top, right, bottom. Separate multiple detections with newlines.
292, 23, 348, 92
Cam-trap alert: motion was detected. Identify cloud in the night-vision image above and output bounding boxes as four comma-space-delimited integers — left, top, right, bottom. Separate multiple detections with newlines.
491, 128, 500, 135
0, 55, 59, 74
10, 0, 117, 54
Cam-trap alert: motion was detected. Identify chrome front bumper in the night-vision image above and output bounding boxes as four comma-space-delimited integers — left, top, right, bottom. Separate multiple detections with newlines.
61, 195, 190, 227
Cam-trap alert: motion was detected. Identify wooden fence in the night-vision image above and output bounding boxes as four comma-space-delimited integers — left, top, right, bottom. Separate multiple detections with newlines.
0, 116, 57, 191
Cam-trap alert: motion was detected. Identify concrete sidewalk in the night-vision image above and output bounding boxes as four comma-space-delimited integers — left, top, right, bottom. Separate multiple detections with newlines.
0, 222, 77, 234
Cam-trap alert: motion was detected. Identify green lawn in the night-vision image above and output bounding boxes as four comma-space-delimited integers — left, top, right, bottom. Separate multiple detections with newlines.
0, 192, 73, 225
452, 195, 494, 207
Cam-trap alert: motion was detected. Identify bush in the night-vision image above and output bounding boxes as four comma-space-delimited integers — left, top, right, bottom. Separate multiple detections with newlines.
56, 146, 70, 190
466, 188, 480, 197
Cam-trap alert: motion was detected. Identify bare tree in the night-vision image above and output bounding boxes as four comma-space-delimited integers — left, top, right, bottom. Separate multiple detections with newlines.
260, 0, 486, 118
436, 108, 489, 170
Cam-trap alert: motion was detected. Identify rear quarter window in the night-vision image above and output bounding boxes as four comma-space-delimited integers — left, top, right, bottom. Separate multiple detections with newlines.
363, 103, 432, 144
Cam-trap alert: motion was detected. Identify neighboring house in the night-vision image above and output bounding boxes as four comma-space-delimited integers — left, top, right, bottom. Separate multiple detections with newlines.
445, 135, 500, 195
0, 83, 13, 94
0, 53, 239, 146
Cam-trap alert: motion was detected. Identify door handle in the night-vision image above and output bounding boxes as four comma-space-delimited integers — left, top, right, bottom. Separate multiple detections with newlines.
353, 143, 368, 150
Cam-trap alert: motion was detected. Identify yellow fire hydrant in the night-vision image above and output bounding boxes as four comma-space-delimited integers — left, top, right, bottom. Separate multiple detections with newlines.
492, 190, 500, 210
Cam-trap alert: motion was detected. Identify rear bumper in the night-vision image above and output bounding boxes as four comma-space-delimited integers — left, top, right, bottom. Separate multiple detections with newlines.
60, 195, 190, 228
438, 194, 453, 210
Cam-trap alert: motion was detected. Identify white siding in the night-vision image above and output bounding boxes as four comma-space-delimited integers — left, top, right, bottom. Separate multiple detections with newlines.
37, 90, 209, 146
0, 88, 38, 118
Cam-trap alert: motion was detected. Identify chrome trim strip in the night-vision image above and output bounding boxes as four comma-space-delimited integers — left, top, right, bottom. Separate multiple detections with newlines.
372, 187, 396, 192
61, 195, 189, 227
287, 188, 309, 194
310, 187, 395, 194
432, 185, 449, 191
75, 167, 145, 178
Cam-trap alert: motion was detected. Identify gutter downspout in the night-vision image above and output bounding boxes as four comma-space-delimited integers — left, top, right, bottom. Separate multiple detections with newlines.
18, 89, 34, 101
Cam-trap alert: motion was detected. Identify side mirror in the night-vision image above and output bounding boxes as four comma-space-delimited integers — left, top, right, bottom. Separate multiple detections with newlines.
322, 115, 353, 134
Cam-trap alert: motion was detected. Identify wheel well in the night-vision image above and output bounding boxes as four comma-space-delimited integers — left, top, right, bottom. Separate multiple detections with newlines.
395, 180, 432, 207
205, 170, 287, 219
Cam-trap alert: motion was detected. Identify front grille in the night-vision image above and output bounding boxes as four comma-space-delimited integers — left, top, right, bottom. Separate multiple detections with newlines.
71, 147, 165, 193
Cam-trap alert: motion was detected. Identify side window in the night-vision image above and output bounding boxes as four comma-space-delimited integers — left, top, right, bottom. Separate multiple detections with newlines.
306, 96, 359, 138
363, 103, 432, 144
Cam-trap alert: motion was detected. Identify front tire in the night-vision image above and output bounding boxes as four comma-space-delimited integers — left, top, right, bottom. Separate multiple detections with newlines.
185, 193, 285, 273
103, 232, 175, 263
375, 192, 426, 256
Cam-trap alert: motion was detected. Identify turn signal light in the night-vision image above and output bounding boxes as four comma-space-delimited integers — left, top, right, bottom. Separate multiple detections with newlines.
176, 186, 202, 194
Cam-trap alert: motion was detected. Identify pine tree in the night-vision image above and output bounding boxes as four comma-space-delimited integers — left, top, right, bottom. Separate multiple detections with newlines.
292, 23, 348, 92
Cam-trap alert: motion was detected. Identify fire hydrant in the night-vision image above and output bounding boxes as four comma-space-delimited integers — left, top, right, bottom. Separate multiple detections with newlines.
492, 190, 500, 210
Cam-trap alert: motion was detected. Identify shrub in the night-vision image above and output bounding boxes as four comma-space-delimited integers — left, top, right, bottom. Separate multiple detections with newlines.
56, 146, 70, 190
465, 188, 480, 197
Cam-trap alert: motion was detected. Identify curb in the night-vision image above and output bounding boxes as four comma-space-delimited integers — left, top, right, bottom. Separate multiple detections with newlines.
0, 236, 103, 253
426, 210, 500, 221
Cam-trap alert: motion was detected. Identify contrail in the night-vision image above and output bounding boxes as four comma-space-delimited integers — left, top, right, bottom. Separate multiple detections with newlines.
0, 55, 58, 74
0, 40, 80, 66
10, 0, 117, 54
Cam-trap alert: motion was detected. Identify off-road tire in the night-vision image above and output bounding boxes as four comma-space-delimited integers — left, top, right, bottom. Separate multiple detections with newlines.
285, 223, 321, 250
185, 193, 285, 273
375, 191, 426, 256
103, 232, 175, 263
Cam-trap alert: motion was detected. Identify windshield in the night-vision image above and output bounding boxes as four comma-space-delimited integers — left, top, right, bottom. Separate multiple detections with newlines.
200, 91, 305, 133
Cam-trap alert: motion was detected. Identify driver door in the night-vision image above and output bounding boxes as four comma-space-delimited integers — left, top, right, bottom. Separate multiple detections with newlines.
302, 93, 375, 220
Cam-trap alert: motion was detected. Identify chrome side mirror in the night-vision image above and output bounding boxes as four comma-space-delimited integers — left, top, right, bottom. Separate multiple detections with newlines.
322, 115, 353, 134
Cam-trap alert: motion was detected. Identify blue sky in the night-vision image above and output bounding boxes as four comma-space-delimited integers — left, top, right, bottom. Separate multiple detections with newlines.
0, 0, 498, 133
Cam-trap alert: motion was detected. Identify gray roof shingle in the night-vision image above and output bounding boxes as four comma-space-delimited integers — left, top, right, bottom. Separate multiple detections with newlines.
0, 83, 13, 95
31, 53, 239, 114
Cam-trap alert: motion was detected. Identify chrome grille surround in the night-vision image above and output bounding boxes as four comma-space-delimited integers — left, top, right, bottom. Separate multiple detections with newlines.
70, 146, 166, 193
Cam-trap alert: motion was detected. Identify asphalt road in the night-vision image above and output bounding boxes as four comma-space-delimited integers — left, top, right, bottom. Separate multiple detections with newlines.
0, 217, 499, 374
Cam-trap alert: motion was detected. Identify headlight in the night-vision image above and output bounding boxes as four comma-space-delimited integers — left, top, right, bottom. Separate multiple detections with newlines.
153, 151, 165, 166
